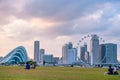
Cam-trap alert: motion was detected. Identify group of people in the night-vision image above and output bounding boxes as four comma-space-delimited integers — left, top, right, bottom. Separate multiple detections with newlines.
104, 65, 119, 75
25, 62, 36, 70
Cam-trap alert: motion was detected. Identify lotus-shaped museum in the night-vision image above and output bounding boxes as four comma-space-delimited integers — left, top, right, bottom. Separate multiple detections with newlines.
0, 46, 28, 64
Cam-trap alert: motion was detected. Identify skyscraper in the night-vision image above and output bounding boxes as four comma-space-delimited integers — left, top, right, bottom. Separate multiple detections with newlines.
62, 44, 68, 64
100, 43, 118, 64
80, 46, 85, 62
67, 48, 77, 64
85, 51, 90, 64
99, 44, 106, 63
62, 42, 77, 64
80, 43, 87, 62
40, 49, 45, 63
34, 41, 40, 63
68, 42, 73, 49
90, 34, 100, 65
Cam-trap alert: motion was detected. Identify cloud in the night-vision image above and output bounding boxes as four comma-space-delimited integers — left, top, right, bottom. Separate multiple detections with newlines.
14, 1, 118, 39
0, 0, 25, 24
1, 1, 120, 41
1, 0, 120, 59
1, 19, 36, 41
22, 0, 104, 21
1, 18, 58, 41
104, 14, 120, 37
22, 0, 120, 21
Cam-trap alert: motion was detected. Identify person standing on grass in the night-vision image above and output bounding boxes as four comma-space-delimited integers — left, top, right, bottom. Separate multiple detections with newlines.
43, 60, 45, 66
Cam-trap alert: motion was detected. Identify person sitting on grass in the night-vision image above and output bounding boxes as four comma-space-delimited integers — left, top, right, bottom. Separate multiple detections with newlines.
104, 65, 113, 75
113, 66, 119, 75
25, 62, 30, 70
31, 63, 36, 69
108, 65, 114, 75
104, 65, 119, 75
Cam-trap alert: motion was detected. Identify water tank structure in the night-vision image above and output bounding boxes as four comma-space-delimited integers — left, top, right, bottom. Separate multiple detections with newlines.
0, 46, 28, 64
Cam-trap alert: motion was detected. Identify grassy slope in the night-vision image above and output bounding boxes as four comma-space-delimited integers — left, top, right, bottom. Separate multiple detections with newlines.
0, 66, 120, 80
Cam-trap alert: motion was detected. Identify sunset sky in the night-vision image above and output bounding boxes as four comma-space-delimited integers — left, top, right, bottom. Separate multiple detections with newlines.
0, 0, 120, 60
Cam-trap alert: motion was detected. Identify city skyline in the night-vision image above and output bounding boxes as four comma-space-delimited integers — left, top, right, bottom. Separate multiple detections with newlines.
0, 0, 120, 60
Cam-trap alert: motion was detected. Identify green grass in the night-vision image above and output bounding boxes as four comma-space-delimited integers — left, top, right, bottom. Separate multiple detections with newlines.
0, 66, 120, 80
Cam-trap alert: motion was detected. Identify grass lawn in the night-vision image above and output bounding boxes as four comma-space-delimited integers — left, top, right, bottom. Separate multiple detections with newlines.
0, 66, 120, 80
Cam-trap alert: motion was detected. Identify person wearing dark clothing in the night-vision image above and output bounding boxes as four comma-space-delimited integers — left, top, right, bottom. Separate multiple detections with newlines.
107, 65, 113, 74
43, 60, 45, 66
31, 64, 36, 69
104, 65, 113, 75
113, 66, 119, 75
104, 65, 119, 75
25, 62, 30, 70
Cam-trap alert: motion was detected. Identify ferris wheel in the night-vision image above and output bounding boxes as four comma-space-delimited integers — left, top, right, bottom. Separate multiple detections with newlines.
76, 34, 105, 47
75, 34, 106, 64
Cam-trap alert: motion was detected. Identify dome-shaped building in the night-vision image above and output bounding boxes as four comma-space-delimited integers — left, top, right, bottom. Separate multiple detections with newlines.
0, 46, 28, 64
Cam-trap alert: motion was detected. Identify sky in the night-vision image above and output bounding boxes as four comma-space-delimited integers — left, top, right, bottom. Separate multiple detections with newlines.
0, 0, 120, 60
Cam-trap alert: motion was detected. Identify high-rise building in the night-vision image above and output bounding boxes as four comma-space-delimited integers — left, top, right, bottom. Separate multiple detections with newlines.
34, 41, 40, 62
100, 43, 118, 64
84, 44, 87, 51
85, 51, 90, 64
80, 46, 85, 62
80, 44, 87, 62
40, 49, 45, 63
53, 57, 59, 64
67, 48, 77, 64
62, 42, 77, 64
99, 44, 106, 63
43, 54, 53, 63
90, 34, 100, 65
68, 42, 73, 49
62, 44, 68, 64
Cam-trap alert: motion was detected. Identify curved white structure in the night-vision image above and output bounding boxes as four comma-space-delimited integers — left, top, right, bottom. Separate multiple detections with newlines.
0, 46, 28, 64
